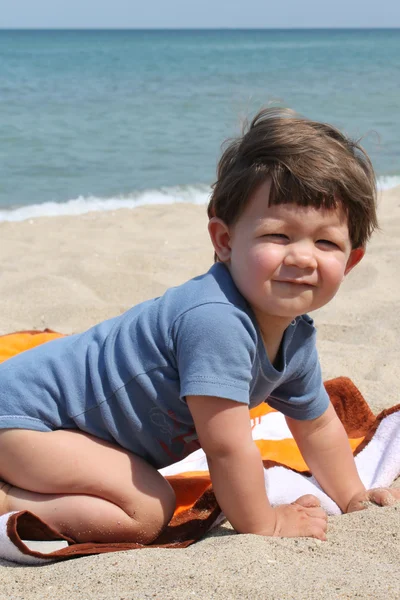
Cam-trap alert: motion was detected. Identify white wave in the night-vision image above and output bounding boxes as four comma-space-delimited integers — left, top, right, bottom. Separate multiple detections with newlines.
0, 184, 212, 223
1, 177, 399, 223
377, 176, 400, 191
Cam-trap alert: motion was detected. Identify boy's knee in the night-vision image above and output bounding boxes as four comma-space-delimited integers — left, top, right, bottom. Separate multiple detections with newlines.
127, 478, 176, 544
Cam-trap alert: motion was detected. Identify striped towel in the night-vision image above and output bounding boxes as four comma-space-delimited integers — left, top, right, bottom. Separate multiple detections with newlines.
0, 331, 399, 564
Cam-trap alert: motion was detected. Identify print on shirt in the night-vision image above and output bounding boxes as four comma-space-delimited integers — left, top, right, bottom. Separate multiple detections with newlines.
149, 407, 200, 462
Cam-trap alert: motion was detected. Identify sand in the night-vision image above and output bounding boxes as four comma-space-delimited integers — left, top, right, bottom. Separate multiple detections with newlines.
0, 189, 399, 599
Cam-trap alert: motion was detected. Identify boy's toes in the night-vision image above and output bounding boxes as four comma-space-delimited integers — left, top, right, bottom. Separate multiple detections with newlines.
292, 494, 321, 508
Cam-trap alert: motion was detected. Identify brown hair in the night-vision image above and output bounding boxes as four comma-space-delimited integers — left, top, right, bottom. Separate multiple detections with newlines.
208, 108, 378, 251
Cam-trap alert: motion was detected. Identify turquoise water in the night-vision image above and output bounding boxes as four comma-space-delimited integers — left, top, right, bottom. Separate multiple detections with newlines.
0, 29, 399, 220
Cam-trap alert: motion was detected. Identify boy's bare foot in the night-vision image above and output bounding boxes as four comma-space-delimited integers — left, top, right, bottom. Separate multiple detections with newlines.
0, 482, 11, 515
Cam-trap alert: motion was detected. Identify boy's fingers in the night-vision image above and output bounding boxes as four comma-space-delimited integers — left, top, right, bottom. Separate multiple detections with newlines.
308, 517, 328, 541
390, 489, 400, 500
347, 488, 400, 512
346, 496, 366, 512
308, 506, 328, 519
311, 526, 328, 541
368, 488, 398, 507
273, 504, 328, 540
292, 494, 321, 508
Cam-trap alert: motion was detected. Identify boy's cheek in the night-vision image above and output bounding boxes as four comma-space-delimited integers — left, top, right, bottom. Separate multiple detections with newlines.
251, 247, 282, 271
323, 256, 349, 280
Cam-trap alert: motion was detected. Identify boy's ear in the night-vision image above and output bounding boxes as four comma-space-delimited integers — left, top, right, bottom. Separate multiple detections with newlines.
208, 217, 232, 262
344, 247, 365, 277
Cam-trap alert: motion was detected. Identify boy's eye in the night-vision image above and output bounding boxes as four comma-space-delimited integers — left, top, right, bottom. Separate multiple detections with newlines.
263, 233, 289, 242
316, 239, 340, 249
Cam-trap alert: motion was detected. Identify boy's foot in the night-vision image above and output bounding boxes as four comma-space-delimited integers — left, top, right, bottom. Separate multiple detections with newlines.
0, 482, 11, 515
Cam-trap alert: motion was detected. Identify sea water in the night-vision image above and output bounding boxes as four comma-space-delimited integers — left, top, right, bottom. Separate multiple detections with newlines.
0, 28, 399, 221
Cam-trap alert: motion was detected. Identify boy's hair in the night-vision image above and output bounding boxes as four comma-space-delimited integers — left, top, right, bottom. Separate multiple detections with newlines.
208, 108, 378, 251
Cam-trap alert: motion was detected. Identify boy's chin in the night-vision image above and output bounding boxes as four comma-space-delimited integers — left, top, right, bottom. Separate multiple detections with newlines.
264, 302, 316, 319
252, 296, 326, 322
266, 294, 330, 318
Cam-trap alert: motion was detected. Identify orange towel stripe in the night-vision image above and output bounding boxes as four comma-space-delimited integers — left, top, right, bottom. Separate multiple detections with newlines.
255, 436, 365, 471
166, 472, 212, 514
0, 330, 64, 363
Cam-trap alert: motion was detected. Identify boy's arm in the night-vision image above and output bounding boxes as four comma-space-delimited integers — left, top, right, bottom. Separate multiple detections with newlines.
285, 403, 366, 512
186, 395, 327, 539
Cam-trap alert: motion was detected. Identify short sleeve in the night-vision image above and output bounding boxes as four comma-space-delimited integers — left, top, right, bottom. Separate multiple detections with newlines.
267, 342, 329, 420
172, 302, 258, 404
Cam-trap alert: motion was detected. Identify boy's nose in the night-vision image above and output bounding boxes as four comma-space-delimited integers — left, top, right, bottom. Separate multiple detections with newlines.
283, 242, 317, 270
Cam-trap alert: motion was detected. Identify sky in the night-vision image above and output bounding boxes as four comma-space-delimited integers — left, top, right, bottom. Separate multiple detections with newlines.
1, 0, 400, 29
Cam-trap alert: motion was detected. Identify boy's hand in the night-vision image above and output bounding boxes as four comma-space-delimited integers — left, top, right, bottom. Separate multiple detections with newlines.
346, 487, 400, 513
273, 494, 328, 541
286, 405, 368, 513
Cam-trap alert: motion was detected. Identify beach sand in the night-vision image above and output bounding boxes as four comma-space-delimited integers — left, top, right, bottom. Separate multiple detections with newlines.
0, 189, 399, 599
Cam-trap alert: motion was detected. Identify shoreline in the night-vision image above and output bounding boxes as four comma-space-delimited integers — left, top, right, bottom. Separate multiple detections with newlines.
0, 177, 399, 224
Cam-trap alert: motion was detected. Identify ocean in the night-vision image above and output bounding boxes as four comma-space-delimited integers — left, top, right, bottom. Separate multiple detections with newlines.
0, 28, 399, 222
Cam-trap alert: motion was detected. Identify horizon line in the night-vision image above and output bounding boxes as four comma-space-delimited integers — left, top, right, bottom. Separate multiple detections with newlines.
1, 26, 399, 31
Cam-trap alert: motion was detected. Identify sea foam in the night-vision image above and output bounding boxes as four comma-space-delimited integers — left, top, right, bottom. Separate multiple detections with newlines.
0, 177, 399, 223
376, 176, 400, 191
0, 184, 211, 223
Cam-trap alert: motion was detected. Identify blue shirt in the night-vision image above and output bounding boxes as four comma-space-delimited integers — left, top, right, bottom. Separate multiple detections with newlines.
0, 263, 329, 468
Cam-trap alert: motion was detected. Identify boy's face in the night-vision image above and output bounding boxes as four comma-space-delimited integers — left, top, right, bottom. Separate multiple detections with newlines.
209, 179, 363, 330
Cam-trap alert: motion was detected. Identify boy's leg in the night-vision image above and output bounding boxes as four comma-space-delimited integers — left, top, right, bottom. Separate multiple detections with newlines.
0, 429, 176, 544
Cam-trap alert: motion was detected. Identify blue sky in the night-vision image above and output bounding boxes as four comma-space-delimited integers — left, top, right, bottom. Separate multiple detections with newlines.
1, 0, 400, 28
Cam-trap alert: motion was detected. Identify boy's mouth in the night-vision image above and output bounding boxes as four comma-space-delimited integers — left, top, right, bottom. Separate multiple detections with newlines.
273, 278, 316, 287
